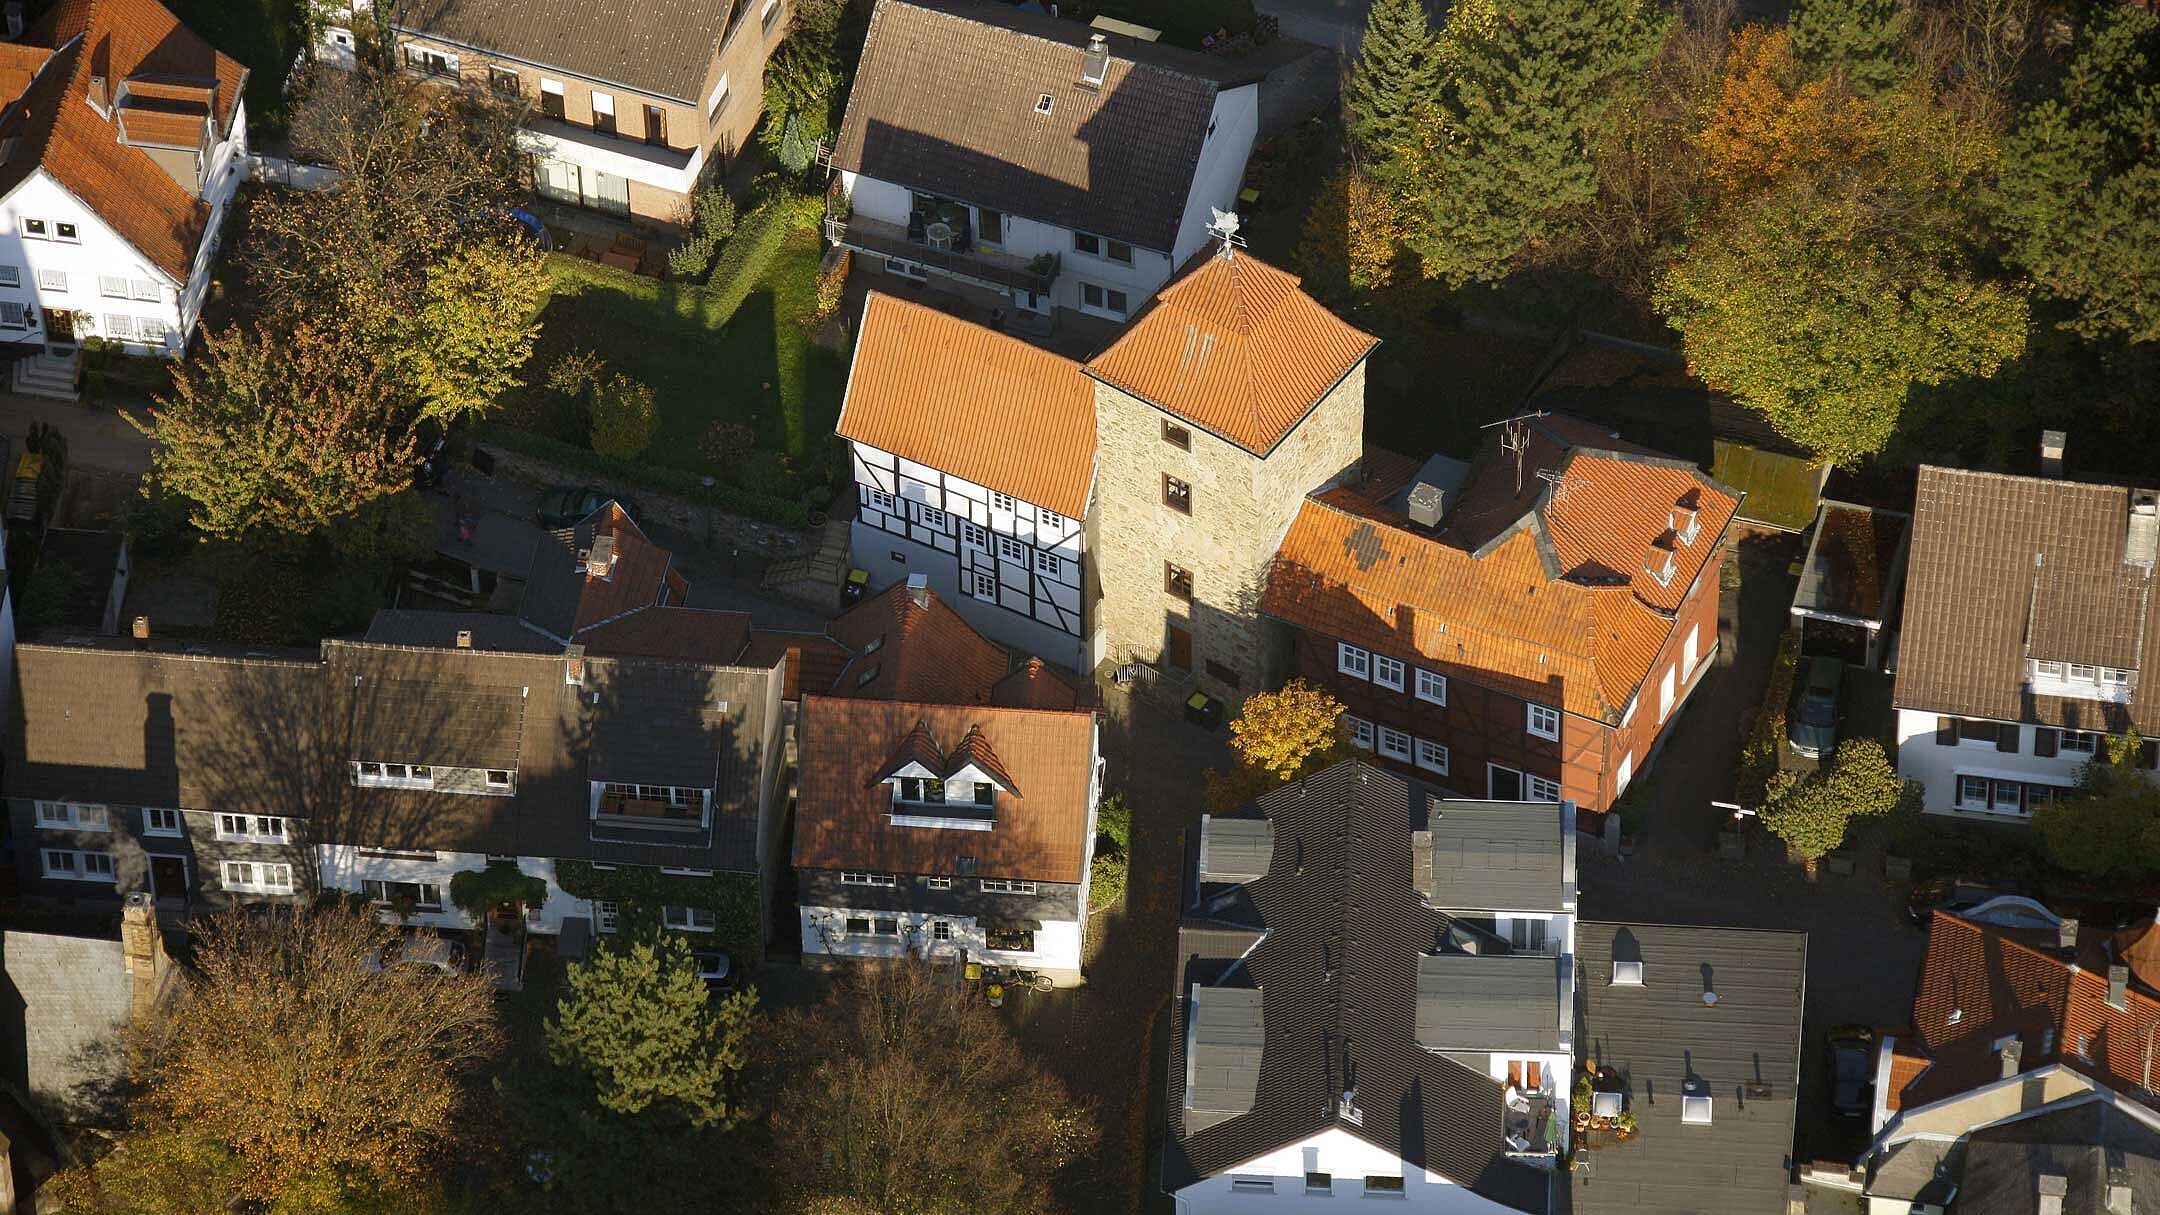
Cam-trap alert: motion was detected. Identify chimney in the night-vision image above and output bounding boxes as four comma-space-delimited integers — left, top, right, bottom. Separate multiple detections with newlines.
2109, 1167, 2134, 1215
2060, 916, 2080, 954
1080, 32, 1109, 86
1407, 480, 1445, 529
120, 892, 167, 1022
2040, 429, 2067, 477
88, 73, 108, 114
132, 614, 149, 644
2039, 1173, 2068, 1215
4, 3, 22, 41
584, 533, 617, 579
455, 629, 473, 649
906, 572, 930, 610
2110, 964, 2130, 1010
563, 643, 586, 687
2000, 1037, 2023, 1078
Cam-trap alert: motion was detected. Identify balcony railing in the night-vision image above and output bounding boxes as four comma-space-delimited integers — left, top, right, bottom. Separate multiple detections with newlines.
824, 211, 1058, 296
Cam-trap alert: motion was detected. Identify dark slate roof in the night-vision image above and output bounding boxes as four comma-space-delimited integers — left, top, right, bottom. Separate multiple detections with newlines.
588, 663, 735, 789
1895, 466, 2160, 734
1952, 1098, 2160, 1215
364, 609, 560, 654
1416, 953, 1566, 1053
1197, 814, 1272, 885
1413, 798, 1572, 913
348, 678, 526, 770
1163, 759, 1556, 1211
831, 0, 1246, 253
394, 0, 743, 103
1571, 922, 1808, 1215
1185, 985, 1265, 1135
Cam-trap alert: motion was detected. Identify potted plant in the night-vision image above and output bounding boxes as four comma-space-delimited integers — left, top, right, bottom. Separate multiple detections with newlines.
1613, 1110, 1637, 1140
1571, 1073, 1593, 1131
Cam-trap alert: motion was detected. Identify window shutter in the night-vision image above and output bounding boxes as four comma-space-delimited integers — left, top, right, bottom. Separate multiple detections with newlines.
1936, 717, 1957, 746
1996, 725, 2019, 753
2142, 740, 2159, 770
2033, 728, 2058, 758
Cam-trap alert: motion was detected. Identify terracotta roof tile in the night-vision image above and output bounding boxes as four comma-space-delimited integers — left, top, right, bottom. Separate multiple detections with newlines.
740, 630, 855, 700
115, 105, 202, 148
991, 657, 1081, 709
1082, 250, 1377, 456
0, 44, 51, 102
1262, 425, 1738, 722
1896, 467, 2160, 733
396, 0, 742, 105
837, 292, 1096, 519
7, 0, 247, 282
793, 695, 1096, 883
577, 606, 751, 666
519, 503, 677, 642
830, 582, 1013, 705
831, 0, 1243, 253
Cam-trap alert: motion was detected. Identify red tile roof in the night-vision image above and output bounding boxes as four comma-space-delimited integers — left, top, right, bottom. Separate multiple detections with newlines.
7, 0, 247, 282
1262, 422, 1740, 722
1082, 250, 1378, 456
739, 630, 855, 700
793, 695, 1096, 883
837, 292, 1097, 519
1892, 912, 2160, 1112
577, 606, 751, 666
829, 582, 1013, 705
991, 657, 1081, 710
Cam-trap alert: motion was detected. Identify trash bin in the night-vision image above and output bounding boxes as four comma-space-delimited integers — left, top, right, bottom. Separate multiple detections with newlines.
843, 568, 869, 605
1185, 690, 1223, 730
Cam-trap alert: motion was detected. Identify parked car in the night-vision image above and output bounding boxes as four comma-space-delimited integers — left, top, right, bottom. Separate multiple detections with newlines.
1823, 1024, 1877, 1119
537, 485, 639, 529
364, 932, 468, 976
1787, 656, 1845, 759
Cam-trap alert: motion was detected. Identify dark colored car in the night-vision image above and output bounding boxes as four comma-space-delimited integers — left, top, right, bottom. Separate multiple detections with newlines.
1824, 1024, 1877, 1118
1787, 656, 1845, 759
536, 485, 638, 529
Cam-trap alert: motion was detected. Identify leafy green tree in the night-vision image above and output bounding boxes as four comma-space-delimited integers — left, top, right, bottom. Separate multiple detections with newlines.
325, 490, 438, 566
1408, 0, 1665, 284
588, 375, 659, 460
546, 934, 756, 1127
404, 241, 550, 425
1656, 183, 2027, 465
1345, 0, 1443, 166
1762, 738, 1913, 860
1789, 0, 1909, 95
2035, 748, 2160, 882
761, 33, 843, 166
1987, 4, 2160, 345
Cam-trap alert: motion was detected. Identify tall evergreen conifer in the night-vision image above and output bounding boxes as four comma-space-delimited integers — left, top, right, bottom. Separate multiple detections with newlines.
1345, 0, 1443, 167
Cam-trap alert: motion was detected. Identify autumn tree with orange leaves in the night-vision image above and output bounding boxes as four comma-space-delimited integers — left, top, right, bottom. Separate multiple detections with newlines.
1207, 679, 1353, 811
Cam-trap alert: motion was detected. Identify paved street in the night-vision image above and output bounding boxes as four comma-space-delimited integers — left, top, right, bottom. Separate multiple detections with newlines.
0, 389, 155, 475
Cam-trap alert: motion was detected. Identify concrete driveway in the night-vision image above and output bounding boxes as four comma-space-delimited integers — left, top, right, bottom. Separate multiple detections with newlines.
0, 390, 155, 475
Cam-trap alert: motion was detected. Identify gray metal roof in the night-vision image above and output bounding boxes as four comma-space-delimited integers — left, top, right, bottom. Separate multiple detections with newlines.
1198, 815, 1272, 885
1950, 1098, 2160, 1215
1185, 984, 1264, 1134
1416, 952, 1564, 1053
1413, 797, 1569, 911
1572, 921, 1808, 1215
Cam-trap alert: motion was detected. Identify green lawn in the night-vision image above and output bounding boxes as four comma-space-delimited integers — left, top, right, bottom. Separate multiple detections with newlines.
167, 0, 305, 130
1713, 439, 1827, 533
507, 198, 847, 498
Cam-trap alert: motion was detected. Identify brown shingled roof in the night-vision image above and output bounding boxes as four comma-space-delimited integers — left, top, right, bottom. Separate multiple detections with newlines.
1894, 467, 2160, 734
830, 582, 1013, 705
794, 696, 1095, 883
837, 292, 1097, 519
1082, 250, 1378, 456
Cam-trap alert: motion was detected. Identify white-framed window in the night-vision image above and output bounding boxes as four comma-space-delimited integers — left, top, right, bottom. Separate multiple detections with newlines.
918, 504, 947, 531
1615, 751, 1634, 796
1338, 642, 1371, 679
1508, 917, 1549, 952
2035, 660, 2067, 679
1415, 668, 1447, 705
403, 44, 458, 75
1659, 665, 1678, 721
1526, 703, 1561, 741
1231, 1177, 1275, 1193
2061, 731, 2103, 755
0, 265, 18, 286
761, 0, 781, 29
2102, 666, 2136, 687
706, 72, 731, 119
867, 487, 897, 515
1683, 625, 1701, 674
130, 279, 161, 302
98, 274, 128, 298
36, 268, 66, 292
485, 769, 513, 789
1346, 715, 1375, 750
1072, 231, 1134, 265
599, 783, 699, 808
840, 871, 897, 887
222, 860, 294, 894
2071, 663, 2098, 681
594, 899, 620, 933
926, 876, 954, 890
104, 314, 135, 339
361, 879, 442, 910
352, 762, 435, 790
216, 814, 289, 843
35, 801, 109, 831
42, 849, 116, 882
19, 219, 45, 238
136, 317, 167, 346
962, 522, 986, 549
979, 878, 1037, 895
1078, 281, 1130, 317
1036, 550, 1061, 578
1415, 739, 1450, 775
1038, 508, 1064, 530
54, 221, 79, 240
663, 905, 717, 932
1378, 726, 1412, 761
590, 90, 615, 130
142, 807, 183, 837
1373, 653, 1405, 692
931, 920, 952, 941
997, 534, 1027, 563
1528, 775, 1561, 802
0, 301, 26, 328
990, 491, 1016, 513
969, 569, 996, 599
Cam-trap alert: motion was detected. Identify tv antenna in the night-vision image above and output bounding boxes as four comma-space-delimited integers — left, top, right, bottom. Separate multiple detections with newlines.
1536, 467, 1591, 506
1481, 411, 1548, 495
1206, 207, 1246, 258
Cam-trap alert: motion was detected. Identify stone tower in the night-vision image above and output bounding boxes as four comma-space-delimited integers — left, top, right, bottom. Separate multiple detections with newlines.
1081, 246, 1376, 703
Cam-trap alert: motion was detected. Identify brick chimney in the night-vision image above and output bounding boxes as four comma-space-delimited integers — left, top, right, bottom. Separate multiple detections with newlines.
120, 891, 167, 1021
563, 643, 586, 687
906, 572, 930, 610
2110, 964, 2130, 1011
2000, 1038, 2023, 1079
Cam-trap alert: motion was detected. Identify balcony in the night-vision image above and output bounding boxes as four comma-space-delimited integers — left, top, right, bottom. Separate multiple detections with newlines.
1504, 1089, 1560, 1160
824, 211, 1057, 297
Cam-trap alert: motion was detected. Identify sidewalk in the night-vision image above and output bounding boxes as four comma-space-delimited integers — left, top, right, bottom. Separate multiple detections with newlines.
0, 390, 155, 475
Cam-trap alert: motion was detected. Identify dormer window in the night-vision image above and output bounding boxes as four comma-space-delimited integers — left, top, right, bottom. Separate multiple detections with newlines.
2029, 657, 2138, 701
1645, 543, 1676, 587
878, 720, 1013, 830
1671, 505, 1700, 546
897, 776, 945, 805
1035, 93, 1054, 115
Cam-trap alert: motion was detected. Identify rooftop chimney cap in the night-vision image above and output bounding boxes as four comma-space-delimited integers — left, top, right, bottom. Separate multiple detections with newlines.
2059, 916, 2080, 951
1081, 32, 1109, 86
1702, 989, 1719, 1007
455, 629, 473, 649
2110, 964, 2131, 1009
2001, 1038, 2024, 1078
2040, 429, 2067, 476
132, 615, 150, 640
905, 572, 930, 609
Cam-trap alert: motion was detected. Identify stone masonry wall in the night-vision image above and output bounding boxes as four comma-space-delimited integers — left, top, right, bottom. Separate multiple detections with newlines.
1087, 359, 1367, 704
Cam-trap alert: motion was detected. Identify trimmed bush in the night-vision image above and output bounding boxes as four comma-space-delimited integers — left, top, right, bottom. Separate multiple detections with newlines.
666, 236, 717, 281
589, 374, 658, 459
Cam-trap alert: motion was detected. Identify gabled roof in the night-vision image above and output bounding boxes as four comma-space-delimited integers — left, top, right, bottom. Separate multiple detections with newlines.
1264, 423, 1740, 722
347, 677, 526, 770
793, 696, 1096, 884
395, 0, 744, 103
831, 0, 1246, 253
827, 582, 1015, 705
1164, 759, 1558, 1210
990, 657, 1080, 710
837, 292, 1097, 519
1572, 921, 1808, 1215
7, 0, 248, 281
1896, 466, 2160, 734
518, 502, 681, 643
1084, 250, 1378, 456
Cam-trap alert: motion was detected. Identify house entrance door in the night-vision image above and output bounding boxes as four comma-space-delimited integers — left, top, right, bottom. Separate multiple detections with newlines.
42, 308, 74, 349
